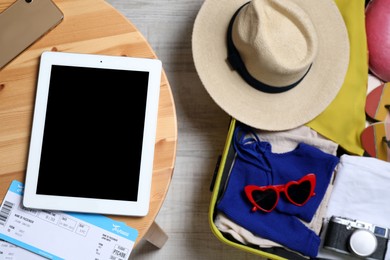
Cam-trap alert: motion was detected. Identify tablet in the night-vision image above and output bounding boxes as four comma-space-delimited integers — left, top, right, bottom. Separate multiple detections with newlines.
23, 51, 162, 216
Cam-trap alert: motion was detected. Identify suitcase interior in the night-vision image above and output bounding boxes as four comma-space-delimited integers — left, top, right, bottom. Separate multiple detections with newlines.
209, 118, 315, 260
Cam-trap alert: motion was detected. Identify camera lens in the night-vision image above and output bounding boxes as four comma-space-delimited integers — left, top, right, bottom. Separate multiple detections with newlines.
349, 229, 378, 257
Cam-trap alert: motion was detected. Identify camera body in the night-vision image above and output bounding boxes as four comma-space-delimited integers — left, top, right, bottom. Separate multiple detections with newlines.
323, 216, 389, 259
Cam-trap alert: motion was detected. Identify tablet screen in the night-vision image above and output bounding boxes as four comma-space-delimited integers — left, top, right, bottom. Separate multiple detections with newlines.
23, 51, 162, 216
37, 65, 148, 201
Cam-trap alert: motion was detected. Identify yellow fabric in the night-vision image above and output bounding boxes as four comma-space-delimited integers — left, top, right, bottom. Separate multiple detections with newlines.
306, 0, 367, 155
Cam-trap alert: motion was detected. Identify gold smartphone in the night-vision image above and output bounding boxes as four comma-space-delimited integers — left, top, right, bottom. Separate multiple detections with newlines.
0, 0, 63, 69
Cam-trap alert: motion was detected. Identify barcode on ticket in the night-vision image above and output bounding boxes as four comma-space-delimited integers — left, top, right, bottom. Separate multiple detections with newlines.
0, 201, 14, 226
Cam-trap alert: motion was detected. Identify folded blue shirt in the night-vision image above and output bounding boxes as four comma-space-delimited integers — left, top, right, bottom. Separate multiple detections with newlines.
216, 125, 339, 257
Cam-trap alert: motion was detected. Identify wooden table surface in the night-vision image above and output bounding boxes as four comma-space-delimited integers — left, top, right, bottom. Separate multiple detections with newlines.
0, 0, 177, 247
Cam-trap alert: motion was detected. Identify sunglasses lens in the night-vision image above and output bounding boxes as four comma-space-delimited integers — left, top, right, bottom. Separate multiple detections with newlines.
287, 180, 312, 205
252, 189, 277, 211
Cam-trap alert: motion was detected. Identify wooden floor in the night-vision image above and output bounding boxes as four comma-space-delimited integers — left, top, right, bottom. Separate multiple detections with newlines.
106, 0, 264, 259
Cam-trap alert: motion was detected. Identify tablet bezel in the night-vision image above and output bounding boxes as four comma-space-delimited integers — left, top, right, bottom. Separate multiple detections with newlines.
23, 51, 162, 216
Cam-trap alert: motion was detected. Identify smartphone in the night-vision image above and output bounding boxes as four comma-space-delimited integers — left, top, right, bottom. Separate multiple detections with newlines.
0, 0, 63, 69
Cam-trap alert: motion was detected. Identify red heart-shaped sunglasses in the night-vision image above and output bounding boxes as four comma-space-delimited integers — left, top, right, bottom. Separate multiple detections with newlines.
244, 173, 316, 213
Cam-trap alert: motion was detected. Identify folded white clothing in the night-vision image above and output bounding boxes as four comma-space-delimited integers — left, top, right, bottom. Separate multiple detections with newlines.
319, 154, 390, 260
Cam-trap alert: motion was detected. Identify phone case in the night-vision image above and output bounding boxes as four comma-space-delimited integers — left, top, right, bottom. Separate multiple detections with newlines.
0, 0, 63, 69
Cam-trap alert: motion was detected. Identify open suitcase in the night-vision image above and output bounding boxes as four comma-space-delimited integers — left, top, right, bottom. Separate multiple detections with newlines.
208, 118, 390, 260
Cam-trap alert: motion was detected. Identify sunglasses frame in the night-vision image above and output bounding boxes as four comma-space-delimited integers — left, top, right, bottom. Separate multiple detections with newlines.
244, 173, 316, 213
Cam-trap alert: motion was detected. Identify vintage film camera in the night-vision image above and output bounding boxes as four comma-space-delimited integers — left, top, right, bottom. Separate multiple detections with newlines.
323, 216, 389, 259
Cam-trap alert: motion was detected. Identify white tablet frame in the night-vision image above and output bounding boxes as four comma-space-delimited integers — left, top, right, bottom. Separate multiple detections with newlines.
23, 51, 162, 216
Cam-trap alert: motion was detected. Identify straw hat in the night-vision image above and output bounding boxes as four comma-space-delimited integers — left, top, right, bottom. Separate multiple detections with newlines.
192, 0, 349, 130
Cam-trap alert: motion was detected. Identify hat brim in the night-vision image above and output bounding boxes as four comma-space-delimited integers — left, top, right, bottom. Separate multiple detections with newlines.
192, 0, 349, 131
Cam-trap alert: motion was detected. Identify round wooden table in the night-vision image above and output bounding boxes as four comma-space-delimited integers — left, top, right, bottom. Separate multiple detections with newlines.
0, 0, 177, 248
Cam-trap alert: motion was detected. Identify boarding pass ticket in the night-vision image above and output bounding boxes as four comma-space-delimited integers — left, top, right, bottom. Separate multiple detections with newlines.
0, 180, 138, 260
